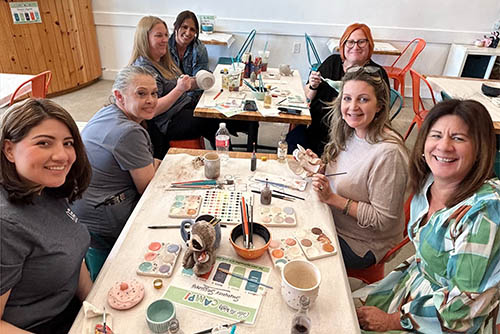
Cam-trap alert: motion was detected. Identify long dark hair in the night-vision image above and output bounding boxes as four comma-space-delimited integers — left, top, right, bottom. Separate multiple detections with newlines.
409, 99, 496, 207
173, 10, 200, 43
0, 99, 91, 204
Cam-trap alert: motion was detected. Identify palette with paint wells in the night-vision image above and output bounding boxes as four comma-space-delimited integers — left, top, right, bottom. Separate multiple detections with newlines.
199, 190, 248, 225
168, 194, 202, 218
257, 205, 297, 227
267, 238, 306, 268
295, 227, 337, 260
136, 241, 182, 278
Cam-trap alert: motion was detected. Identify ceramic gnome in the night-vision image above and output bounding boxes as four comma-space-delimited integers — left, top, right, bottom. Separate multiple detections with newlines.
182, 221, 217, 276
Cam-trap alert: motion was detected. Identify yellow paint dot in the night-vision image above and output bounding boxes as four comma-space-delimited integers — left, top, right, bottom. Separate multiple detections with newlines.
261, 156, 268, 161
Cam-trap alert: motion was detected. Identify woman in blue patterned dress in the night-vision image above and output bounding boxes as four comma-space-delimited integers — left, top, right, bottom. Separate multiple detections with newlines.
354, 99, 500, 333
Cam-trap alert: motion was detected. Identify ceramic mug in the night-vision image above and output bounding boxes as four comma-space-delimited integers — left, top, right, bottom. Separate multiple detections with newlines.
204, 152, 220, 179
195, 70, 215, 90
146, 299, 176, 333
180, 214, 222, 249
281, 260, 321, 309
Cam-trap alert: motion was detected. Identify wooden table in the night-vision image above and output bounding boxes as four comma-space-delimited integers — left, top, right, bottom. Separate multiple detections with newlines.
427, 76, 500, 134
327, 38, 401, 56
0, 73, 34, 108
69, 148, 360, 334
194, 65, 311, 152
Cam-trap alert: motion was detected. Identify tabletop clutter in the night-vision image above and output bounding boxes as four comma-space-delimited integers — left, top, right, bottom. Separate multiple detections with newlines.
84, 147, 342, 334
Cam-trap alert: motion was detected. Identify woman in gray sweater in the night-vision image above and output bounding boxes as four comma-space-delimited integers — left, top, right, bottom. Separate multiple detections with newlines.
311, 66, 408, 270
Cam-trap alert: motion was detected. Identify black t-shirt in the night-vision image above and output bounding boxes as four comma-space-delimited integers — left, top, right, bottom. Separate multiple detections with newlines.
305, 54, 390, 155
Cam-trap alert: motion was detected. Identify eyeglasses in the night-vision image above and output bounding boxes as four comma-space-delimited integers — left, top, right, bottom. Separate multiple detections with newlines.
345, 65, 380, 75
344, 39, 368, 48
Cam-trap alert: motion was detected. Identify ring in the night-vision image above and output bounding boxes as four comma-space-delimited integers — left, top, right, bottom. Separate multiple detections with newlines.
319, 185, 324, 191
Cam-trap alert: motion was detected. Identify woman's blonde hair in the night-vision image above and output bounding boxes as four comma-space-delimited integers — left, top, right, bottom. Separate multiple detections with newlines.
129, 16, 181, 80
322, 67, 406, 164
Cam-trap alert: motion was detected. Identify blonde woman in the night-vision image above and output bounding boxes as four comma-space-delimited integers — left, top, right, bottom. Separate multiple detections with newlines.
311, 66, 408, 270
130, 16, 218, 158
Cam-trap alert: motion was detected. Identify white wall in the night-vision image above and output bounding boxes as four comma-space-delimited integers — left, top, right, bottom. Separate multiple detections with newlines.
92, 1, 500, 96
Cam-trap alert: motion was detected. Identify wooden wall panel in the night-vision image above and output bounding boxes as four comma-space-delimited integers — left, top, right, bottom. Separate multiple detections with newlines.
0, 0, 102, 94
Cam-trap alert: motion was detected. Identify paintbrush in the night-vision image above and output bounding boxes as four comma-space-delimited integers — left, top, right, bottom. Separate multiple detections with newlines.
103, 306, 107, 334
251, 190, 294, 201
148, 224, 227, 229
241, 197, 250, 249
249, 196, 254, 248
219, 268, 273, 289
243, 79, 257, 92
324, 172, 347, 177
272, 190, 305, 200
193, 320, 245, 334
172, 179, 217, 185
254, 178, 299, 191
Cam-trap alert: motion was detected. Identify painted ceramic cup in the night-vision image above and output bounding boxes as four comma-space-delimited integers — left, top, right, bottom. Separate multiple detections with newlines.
180, 214, 222, 249
195, 70, 215, 90
281, 260, 321, 309
146, 299, 176, 333
204, 152, 220, 179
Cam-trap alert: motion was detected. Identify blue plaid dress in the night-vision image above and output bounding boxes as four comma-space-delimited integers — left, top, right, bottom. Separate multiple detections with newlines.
353, 176, 500, 333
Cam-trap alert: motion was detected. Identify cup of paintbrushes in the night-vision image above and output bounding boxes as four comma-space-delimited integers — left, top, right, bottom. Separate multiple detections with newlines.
252, 87, 267, 101
230, 222, 271, 260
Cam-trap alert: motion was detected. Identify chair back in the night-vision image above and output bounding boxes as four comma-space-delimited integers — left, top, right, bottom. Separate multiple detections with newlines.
390, 38, 426, 75
409, 69, 436, 118
305, 33, 322, 71
389, 88, 403, 121
9, 70, 52, 106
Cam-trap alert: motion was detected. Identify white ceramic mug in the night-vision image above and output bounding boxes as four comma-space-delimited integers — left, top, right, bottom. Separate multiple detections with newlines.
204, 152, 220, 179
281, 260, 321, 309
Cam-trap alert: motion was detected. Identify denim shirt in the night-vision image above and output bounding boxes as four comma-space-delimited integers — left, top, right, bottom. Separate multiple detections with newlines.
168, 35, 209, 77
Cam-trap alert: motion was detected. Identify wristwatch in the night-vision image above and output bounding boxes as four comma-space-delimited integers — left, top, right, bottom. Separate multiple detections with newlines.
309, 84, 318, 90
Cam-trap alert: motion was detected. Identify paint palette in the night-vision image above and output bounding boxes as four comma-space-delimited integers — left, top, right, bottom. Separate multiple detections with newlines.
199, 190, 247, 225
168, 195, 202, 218
257, 205, 297, 227
295, 227, 337, 260
267, 238, 306, 268
136, 241, 182, 278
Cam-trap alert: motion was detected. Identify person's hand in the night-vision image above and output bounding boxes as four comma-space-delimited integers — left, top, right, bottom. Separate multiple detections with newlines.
308, 71, 321, 89
356, 306, 402, 332
312, 173, 332, 202
175, 75, 192, 92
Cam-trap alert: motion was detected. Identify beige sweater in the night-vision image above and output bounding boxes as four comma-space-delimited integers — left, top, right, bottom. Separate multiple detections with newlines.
325, 134, 408, 262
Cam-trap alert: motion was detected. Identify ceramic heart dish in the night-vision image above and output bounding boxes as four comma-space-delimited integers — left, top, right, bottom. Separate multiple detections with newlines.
287, 144, 321, 178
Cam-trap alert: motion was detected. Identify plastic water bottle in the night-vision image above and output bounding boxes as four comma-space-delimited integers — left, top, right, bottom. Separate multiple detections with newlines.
215, 122, 230, 163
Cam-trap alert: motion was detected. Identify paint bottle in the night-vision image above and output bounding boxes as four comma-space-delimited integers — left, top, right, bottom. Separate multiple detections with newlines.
260, 179, 272, 205
250, 142, 257, 171
264, 90, 272, 108
291, 296, 311, 334
277, 132, 288, 163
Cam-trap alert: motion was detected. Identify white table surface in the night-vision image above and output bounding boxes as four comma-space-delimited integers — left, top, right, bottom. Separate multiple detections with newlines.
0, 73, 35, 108
427, 76, 500, 134
69, 151, 360, 334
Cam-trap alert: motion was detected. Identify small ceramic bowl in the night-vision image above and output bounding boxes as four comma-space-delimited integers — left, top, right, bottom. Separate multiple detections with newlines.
230, 222, 271, 259
252, 88, 267, 101
481, 83, 500, 97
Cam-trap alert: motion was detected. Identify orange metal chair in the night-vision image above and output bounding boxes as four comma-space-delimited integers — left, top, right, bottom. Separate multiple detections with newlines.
169, 137, 205, 149
384, 38, 426, 98
9, 70, 52, 106
346, 193, 413, 284
403, 69, 436, 141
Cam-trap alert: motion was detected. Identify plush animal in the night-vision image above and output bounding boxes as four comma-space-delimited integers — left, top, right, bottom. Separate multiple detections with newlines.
182, 221, 217, 276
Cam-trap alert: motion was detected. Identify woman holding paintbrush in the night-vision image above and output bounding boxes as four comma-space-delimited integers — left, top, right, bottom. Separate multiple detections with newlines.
310, 66, 408, 270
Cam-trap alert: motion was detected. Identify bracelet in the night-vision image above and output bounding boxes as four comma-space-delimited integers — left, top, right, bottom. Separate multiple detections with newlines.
309, 84, 318, 90
342, 199, 352, 215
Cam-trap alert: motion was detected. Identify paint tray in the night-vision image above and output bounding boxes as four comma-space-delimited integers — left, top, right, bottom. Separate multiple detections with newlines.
294, 227, 336, 260
168, 194, 201, 218
136, 241, 182, 278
